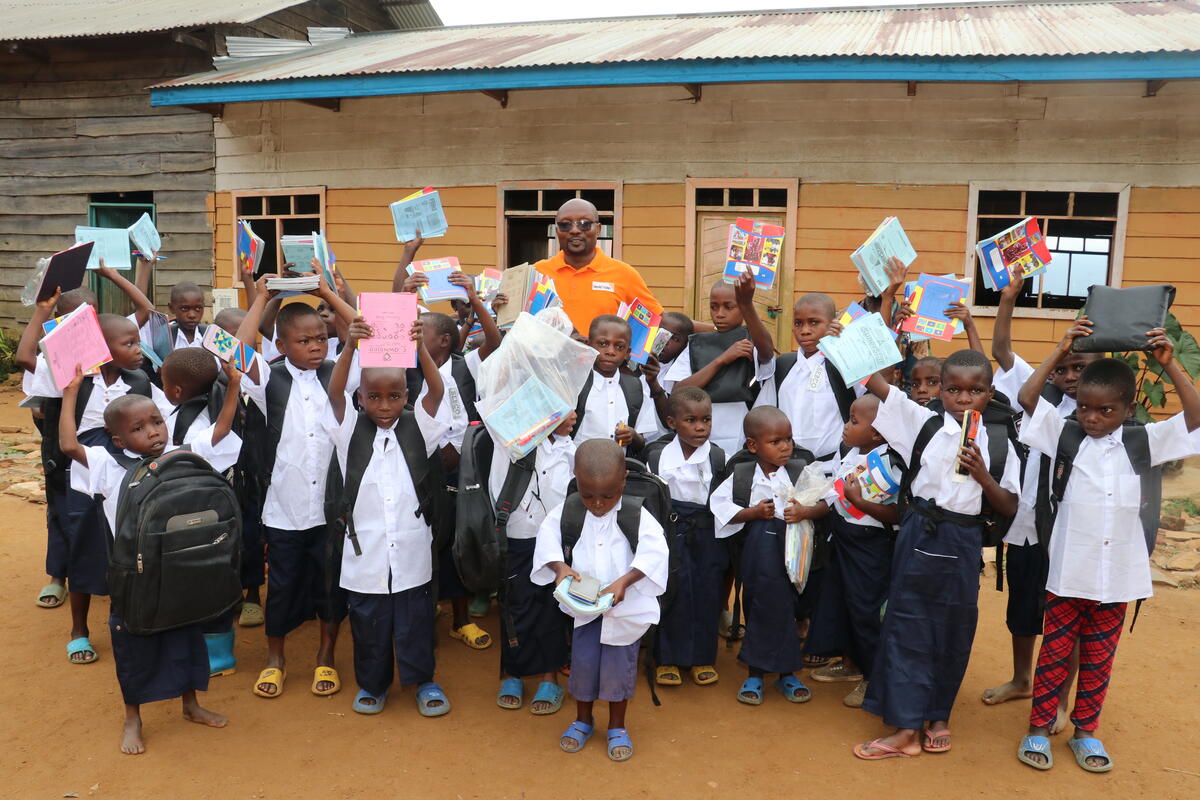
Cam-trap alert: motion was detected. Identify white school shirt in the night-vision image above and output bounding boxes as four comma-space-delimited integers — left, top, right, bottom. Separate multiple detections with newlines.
531, 499, 669, 646
574, 369, 659, 444
709, 462, 794, 539
431, 350, 482, 453
84, 428, 241, 533
993, 354, 1077, 546
487, 434, 575, 540
1020, 397, 1197, 603
663, 344, 775, 455
872, 385, 1021, 516
755, 351, 862, 462
323, 398, 451, 595
823, 444, 898, 529
655, 438, 714, 505
243, 354, 361, 530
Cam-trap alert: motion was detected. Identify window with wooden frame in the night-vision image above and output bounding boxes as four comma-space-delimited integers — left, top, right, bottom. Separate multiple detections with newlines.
231, 187, 326, 281
497, 182, 621, 268
965, 183, 1129, 315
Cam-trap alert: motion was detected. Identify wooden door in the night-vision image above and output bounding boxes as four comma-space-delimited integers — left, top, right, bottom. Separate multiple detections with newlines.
695, 211, 787, 343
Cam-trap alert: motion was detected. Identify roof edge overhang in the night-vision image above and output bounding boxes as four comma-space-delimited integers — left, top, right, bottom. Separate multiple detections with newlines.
150, 53, 1200, 107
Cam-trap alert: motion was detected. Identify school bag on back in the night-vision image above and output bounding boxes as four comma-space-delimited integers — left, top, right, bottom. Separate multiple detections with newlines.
107, 449, 242, 636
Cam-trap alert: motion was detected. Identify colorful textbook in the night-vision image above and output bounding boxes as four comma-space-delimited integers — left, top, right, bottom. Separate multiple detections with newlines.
357, 292, 418, 369
619, 298, 662, 365
236, 220, 265, 276
407, 257, 467, 304
833, 446, 901, 521
817, 311, 903, 387
975, 216, 1052, 291
901, 273, 970, 342
851, 216, 917, 296
390, 187, 447, 241
39, 303, 112, 390
724, 217, 784, 290
201, 325, 256, 373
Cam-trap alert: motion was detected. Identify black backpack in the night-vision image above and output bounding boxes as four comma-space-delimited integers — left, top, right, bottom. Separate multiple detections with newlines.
453, 423, 536, 593
407, 353, 479, 422
106, 448, 242, 635
573, 372, 644, 440
687, 328, 759, 406
260, 359, 335, 490
642, 435, 727, 494
773, 353, 857, 423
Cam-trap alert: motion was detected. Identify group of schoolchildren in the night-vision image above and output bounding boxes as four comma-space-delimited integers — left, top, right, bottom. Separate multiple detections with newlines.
17, 245, 1200, 773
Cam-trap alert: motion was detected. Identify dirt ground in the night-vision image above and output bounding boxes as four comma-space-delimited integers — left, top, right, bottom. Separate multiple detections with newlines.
3, 383, 1199, 799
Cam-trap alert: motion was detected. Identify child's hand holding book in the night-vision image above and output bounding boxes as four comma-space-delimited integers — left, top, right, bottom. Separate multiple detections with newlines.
733, 269, 757, 308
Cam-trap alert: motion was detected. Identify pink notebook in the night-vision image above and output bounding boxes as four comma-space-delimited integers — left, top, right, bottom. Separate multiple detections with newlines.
40, 304, 112, 390
358, 292, 418, 369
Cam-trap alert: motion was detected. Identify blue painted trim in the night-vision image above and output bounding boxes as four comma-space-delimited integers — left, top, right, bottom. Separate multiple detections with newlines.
151, 53, 1200, 106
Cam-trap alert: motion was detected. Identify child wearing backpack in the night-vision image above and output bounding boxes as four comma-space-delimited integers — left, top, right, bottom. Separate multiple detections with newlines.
322, 314, 458, 717
235, 273, 359, 700
1014, 319, 1200, 774
574, 315, 659, 451
853, 349, 1021, 760
57, 360, 243, 755
709, 406, 819, 707
665, 272, 775, 455
532, 439, 669, 762
643, 386, 727, 688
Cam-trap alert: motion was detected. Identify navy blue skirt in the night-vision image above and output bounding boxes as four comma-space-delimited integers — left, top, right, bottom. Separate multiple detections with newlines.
737, 518, 804, 675
656, 501, 727, 668
109, 614, 209, 706
64, 427, 121, 596
500, 536, 570, 678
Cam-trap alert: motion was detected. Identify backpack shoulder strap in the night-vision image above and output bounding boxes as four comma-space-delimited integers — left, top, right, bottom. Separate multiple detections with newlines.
983, 420, 1009, 486
74, 378, 96, 427
1121, 423, 1160, 555
616, 497, 643, 554
559, 493, 588, 565
572, 373, 595, 437
707, 444, 726, 489
643, 435, 672, 474
262, 360, 295, 481
122, 368, 152, 397
731, 461, 757, 509
342, 413, 379, 513
823, 360, 856, 423
618, 372, 643, 427
898, 414, 943, 505
450, 354, 480, 421
495, 451, 536, 534
171, 395, 210, 446
1035, 419, 1087, 552
316, 360, 335, 390
775, 352, 797, 391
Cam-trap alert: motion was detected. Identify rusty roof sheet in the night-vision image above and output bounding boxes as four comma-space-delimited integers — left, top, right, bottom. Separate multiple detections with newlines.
153, 1, 1200, 88
0, 1, 318, 42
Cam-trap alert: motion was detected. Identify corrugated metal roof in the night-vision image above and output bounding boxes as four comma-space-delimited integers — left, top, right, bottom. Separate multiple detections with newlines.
0, 0, 310, 42
152, 0, 1200, 89
379, 0, 441, 30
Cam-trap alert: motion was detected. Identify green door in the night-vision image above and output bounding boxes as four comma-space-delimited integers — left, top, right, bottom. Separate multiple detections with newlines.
86, 202, 155, 315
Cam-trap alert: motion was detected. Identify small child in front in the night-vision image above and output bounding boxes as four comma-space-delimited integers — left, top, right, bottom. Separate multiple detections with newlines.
854, 349, 1021, 760
58, 364, 242, 754
1014, 318, 1200, 774
532, 439, 669, 762
709, 406, 820, 706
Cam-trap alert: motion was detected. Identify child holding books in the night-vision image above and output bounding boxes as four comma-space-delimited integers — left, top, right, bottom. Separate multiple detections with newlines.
643, 387, 727, 688
665, 273, 774, 455
853, 349, 1021, 760
709, 406, 818, 706
574, 315, 659, 452
1014, 319, 1199, 774
58, 360, 242, 754
532, 438, 669, 762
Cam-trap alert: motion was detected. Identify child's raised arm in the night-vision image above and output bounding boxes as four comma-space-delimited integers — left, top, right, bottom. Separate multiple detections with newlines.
58, 367, 88, 467
310, 270, 356, 325
211, 362, 242, 445
239, 261, 258, 308
414, 317, 444, 417
733, 271, 775, 363
1148, 326, 1200, 432
96, 260, 155, 327
1017, 316, 1093, 415
16, 287, 60, 373
328, 316, 370, 424
333, 269, 357, 310
234, 274, 276, 384
880, 256, 910, 329
449, 270, 502, 359
392, 229, 425, 293
990, 266, 1025, 371
945, 301, 984, 355
134, 253, 154, 297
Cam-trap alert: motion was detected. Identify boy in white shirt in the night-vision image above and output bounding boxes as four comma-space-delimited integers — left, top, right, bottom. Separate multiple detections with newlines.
1015, 319, 1200, 774
573, 315, 659, 451
532, 439, 669, 762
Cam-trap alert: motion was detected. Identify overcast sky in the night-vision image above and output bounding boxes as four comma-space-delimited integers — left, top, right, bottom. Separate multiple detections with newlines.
431, 0, 944, 26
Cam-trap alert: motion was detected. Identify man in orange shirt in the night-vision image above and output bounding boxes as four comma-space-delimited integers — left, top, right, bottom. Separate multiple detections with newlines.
535, 199, 662, 335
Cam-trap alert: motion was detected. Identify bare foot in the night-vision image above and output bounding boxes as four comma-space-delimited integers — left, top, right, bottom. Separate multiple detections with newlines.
1049, 704, 1070, 736
183, 702, 228, 728
856, 728, 922, 757
120, 717, 145, 755
981, 679, 1032, 705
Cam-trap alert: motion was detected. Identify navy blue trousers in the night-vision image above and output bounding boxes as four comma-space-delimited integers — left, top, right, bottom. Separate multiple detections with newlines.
44, 472, 69, 579
805, 514, 894, 679
863, 501, 982, 730
1005, 541, 1049, 637
264, 525, 346, 638
109, 614, 209, 706
737, 518, 804, 675
64, 428, 120, 596
348, 584, 435, 695
499, 536, 570, 678
239, 487, 265, 591
656, 501, 727, 668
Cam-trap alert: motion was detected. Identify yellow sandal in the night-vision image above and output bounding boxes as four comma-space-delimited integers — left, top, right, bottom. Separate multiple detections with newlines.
450, 622, 492, 650
655, 665, 682, 686
311, 666, 341, 696
253, 667, 286, 698
691, 665, 719, 686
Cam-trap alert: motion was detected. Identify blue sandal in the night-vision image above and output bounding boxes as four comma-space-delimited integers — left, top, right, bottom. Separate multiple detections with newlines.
775, 675, 812, 703
559, 720, 594, 753
497, 677, 524, 710
352, 689, 387, 715
530, 681, 565, 716
737, 677, 764, 705
416, 682, 451, 717
67, 637, 97, 665
1068, 736, 1113, 773
1017, 735, 1053, 770
607, 728, 634, 762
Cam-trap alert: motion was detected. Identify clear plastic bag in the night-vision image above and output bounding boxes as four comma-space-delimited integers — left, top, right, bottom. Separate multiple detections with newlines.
476, 311, 596, 462
20, 258, 50, 307
773, 462, 834, 592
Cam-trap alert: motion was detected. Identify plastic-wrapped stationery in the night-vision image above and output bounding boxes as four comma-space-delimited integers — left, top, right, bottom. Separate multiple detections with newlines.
833, 446, 901, 520
39, 303, 112, 390
851, 217, 917, 296
475, 312, 596, 462
817, 312, 903, 386
975, 217, 1051, 291
390, 187, 447, 241
554, 576, 614, 618
774, 462, 832, 592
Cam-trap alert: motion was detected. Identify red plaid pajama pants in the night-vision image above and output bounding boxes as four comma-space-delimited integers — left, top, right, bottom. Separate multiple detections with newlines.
1029, 592, 1127, 731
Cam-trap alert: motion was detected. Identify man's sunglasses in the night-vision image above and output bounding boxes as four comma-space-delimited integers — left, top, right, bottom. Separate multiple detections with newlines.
555, 219, 597, 233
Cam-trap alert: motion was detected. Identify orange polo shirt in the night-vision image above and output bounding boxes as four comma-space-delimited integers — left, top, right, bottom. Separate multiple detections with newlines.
535, 249, 664, 335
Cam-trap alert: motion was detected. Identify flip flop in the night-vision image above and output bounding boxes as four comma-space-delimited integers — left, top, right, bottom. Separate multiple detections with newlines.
737, 677, 764, 706
239, 602, 264, 627
352, 689, 387, 715
560, 720, 594, 753
1068, 736, 1113, 773
607, 728, 634, 762
1017, 735, 1053, 770
66, 636, 97, 665
253, 667, 285, 698
497, 677, 524, 710
923, 727, 952, 753
449, 622, 492, 650
311, 666, 341, 696
416, 681, 451, 717
774, 675, 812, 704
36, 583, 66, 608
655, 665, 682, 686
853, 738, 915, 760
530, 681, 565, 716
691, 665, 719, 686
